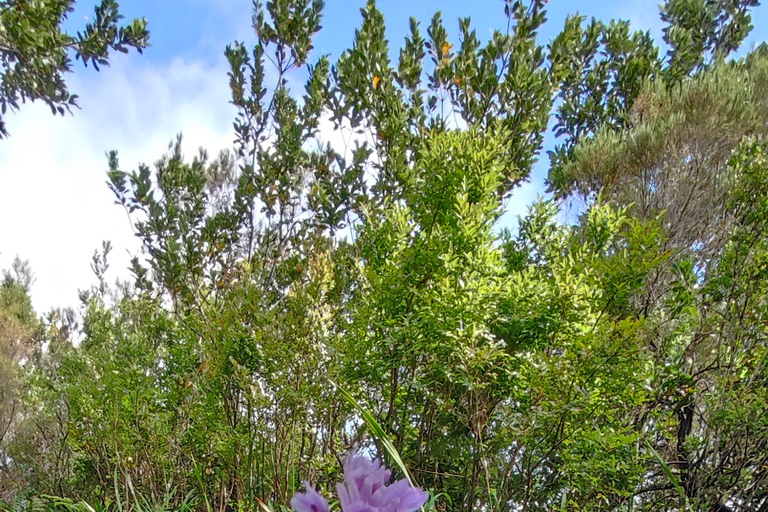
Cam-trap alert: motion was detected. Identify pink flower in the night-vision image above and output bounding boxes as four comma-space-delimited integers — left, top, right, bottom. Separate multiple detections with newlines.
291, 482, 330, 512
292, 454, 428, 512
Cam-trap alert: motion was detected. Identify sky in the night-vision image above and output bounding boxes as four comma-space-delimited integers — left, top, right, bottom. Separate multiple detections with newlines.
1, 0, 767, 314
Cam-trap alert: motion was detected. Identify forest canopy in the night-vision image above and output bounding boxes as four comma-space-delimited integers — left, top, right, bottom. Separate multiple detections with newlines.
2, 1, 768, 511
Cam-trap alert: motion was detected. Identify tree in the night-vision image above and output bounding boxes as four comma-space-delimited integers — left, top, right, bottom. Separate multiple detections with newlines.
546, 39, 768, 512
0, 0, 149, 137
0, 258, 40, 500
547, 0, 760, 197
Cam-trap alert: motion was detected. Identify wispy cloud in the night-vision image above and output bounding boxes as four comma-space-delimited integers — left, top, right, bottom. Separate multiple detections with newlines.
0, 57, 237, 312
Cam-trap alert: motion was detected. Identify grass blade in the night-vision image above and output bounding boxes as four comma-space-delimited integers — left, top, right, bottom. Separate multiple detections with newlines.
645, 440, 687, 503
330, 379, 417, 487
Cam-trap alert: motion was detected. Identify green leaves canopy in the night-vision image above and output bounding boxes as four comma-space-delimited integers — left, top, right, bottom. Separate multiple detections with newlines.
0, 0, 149, 137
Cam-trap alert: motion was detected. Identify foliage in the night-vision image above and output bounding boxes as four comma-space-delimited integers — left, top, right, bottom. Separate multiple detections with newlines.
0, 0, 150, 137
0, 261, 41, 499
542, 41, 768, 512
547, 0, 759, 197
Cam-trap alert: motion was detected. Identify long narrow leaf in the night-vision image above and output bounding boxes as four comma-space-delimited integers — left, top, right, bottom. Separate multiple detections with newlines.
645, 440, 687, 502
330, 379, 417, 487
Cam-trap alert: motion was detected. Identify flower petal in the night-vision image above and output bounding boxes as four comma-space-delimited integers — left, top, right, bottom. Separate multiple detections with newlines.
291, 483, 330, 512
383, 479, 429, 512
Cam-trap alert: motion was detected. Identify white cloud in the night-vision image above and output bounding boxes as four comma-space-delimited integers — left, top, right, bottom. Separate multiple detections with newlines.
0, 56, 237, 313
613, 0, 665, 39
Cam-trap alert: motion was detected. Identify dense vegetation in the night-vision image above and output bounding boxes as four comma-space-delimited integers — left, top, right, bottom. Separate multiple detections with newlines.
2, 0, 768, 511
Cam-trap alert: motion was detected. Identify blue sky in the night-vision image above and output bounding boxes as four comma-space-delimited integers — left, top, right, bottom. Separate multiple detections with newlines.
2, 0, 768, 312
